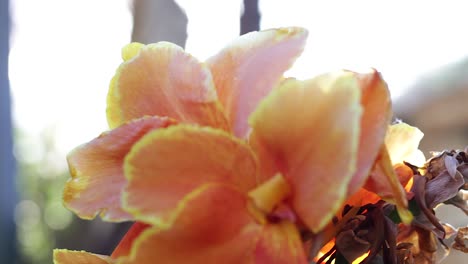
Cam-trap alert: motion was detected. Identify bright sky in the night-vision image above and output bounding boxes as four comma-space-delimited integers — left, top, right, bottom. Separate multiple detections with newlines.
9, 0, 468, 161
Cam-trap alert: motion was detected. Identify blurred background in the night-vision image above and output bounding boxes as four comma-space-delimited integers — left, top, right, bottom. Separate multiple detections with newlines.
1, 0, 467, 263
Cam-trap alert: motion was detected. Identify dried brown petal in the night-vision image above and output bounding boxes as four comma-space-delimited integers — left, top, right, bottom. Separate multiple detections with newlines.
362, 207, 388, 264
426, 152, 447, 180
335, 229, 371, 262
458, 164, 468, 189
412, 229, 437, 264
342, 215, 366, 231
425, 170, 464, 208
453, 227, 468, 253
396, 243, 415, 264
444, 154, 458, 178
412, 175, 445, 239
442, 223, 458, 239
417, 228, 437, 255
383, 216, 398, 264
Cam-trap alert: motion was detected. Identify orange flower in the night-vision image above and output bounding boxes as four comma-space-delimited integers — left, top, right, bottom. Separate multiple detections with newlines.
55, 27, 402, 263
62, 27, 307, 222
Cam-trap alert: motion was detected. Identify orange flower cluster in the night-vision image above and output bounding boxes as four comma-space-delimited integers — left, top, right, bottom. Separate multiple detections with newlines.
54, 27, 427, 264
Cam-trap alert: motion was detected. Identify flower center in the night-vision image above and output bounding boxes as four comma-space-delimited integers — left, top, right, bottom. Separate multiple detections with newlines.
247, 173, 291, 224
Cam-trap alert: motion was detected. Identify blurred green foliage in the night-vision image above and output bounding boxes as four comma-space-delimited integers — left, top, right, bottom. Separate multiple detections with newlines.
14, 127, 72, 264
14, 127, 132, 264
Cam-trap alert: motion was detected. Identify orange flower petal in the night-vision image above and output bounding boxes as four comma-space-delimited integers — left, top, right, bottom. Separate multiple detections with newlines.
385, 122, 425, 166
107, 42, 229, 130
346, 70, 392, 196
395, 163, 415, 191
249, 72, 362, 232
123, 125, 258, 225
254, 221, 307, 264
119, 184, 261, 264
345, 187, 381, 207
53, 249, 114, 264
111, 222, 150, 258
346, 173, 413, 214
249, 132, 279, 184
207, 27, 308, 138
356, 123, 423, 211
364, 145, 413, 224
64, 116, 175, 221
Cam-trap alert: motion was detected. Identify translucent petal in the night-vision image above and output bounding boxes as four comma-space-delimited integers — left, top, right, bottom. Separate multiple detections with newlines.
207, 27, 308, 137
249, 72, 362, 232
123, 125, 258, 225
107, 42, 228, 130
64, 116, 175, 221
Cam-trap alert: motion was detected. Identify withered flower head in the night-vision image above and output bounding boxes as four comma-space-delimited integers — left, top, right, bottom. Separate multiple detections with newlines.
317, 203, 399, 264
396, 148, 468, 263
316, 147, 468, 264
426, 149, 468, 214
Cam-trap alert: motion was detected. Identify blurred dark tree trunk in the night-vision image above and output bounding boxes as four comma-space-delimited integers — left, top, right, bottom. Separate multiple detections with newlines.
131, 0, 188, 46
240, 0, 260, 35
0, 0, 17, 263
